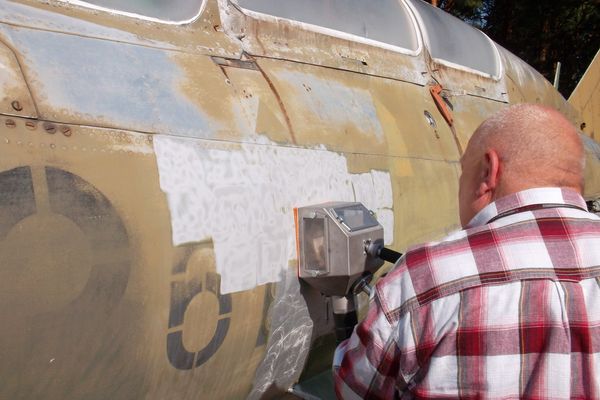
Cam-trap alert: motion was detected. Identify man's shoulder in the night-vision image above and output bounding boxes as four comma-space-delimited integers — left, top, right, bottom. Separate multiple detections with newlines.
375, 228, 474, 322
376, 210, 600, 323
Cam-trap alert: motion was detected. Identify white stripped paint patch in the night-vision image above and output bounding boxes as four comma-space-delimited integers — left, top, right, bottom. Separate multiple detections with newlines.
154, 135, 394, 294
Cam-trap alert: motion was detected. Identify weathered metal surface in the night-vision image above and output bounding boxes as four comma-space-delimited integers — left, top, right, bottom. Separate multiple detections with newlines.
0, 0, 599, 399
568, 50, 600, 197
498, 45, 579, 122
0, 115, 273, 399
0, 37, 36, 118
219, 0, 429, 86
569, 49, 600, 140
2, 0, 241, 56
0, 25, 220, 135
582, 134, 600, 199
428, 58, 509, 103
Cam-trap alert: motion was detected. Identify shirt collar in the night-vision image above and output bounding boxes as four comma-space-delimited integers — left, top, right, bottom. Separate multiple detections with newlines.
466, 187, 587, 229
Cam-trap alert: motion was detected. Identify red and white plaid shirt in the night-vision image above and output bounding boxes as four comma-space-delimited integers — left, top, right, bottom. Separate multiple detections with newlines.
334, 187, 600, 399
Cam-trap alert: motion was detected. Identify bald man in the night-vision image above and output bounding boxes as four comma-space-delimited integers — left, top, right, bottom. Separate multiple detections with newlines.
333, 104, 600, 399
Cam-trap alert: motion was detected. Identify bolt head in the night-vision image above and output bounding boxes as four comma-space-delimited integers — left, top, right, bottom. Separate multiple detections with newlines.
11, 101, 23, 112
43, 122, 56, 134
60, 126, 72, 137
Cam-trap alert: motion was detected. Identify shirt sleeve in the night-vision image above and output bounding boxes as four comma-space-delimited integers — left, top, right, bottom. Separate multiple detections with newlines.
332, 291, 407, 400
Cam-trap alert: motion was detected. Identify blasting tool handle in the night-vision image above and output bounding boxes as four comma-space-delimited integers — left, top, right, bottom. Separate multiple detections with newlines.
365, 240, 402, 264
378, 247, 402, 264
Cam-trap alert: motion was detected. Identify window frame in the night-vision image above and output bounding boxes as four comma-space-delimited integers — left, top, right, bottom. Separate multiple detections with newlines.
56, 0, 208, 25
229, 0, 423, 57
404, 0, 503, 80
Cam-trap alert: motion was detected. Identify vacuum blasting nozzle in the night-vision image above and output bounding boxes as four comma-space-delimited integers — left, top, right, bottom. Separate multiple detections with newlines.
296, 201, 402, 296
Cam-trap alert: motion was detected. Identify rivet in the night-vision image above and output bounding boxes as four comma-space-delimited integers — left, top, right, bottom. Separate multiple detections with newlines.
60, 126, 72, 137
25, 121, 36, 130
11, 101, 23, 112
43, 122, 56, 134
5, 119, 16, 128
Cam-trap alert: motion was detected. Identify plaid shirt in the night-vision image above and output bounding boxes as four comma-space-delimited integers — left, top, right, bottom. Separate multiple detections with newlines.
334, 187, 600, 399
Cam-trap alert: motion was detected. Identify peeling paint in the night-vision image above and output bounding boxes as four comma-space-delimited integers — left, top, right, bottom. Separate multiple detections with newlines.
272, 69, 385, 142
56, 0, 207, 26
6, 26, 215, 135
0, 36, 36, 118
0, 1, 172, 47
218, 0, 429, 86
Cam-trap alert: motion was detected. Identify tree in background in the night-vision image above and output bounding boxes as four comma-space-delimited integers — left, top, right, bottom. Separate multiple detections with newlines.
428, 0, 600, 98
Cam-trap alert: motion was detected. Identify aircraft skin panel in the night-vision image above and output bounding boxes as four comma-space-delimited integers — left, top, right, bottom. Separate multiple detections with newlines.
0, 112, 462, 399
266, 70, 386, 144
1, 0, 600, 399
0, 116, 276, 399
219, 0, 429, 87
0, 0, 241, 57
498, 45, 580, 122
427, 61, 508, 102
0, 25, 237, 139
570, 49, 600, 140
256, 57, 465, 160
0, 39, 36, 118
0, 0, 175, 50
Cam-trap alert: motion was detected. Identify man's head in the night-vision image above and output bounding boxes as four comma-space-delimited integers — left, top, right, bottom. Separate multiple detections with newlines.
459, 104, 585, 227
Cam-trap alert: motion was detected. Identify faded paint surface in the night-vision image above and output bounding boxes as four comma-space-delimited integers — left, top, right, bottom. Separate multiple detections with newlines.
0, 115, 273, 399
172, 53, 293, 143
2, 0, 600, 398
3, 0, 241, 56
582, 133, 600, 200
4, 26, 217, 135
0, 38, 36, 118
498, 45, 578, 121
273, 70, 385, 142
0, 0, 170, 48
570, 49, 600, 140
219, 0, 429, 86
154, 135, 394, 294
447, 93, 505, 149
257, 58, 394, 156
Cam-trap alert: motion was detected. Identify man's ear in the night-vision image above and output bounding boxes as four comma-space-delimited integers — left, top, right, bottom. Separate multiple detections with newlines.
477, 149, 500, 196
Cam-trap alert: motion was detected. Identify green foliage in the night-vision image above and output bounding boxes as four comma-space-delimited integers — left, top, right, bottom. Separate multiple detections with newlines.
429, 0, 600, 97
438, 0, 487, 27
